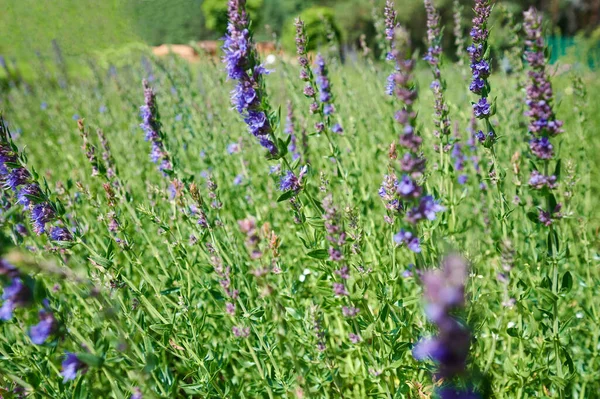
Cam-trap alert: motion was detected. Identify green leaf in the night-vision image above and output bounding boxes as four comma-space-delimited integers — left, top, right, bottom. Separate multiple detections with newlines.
307, 249, 329, 259
561, 271, 573, 293
160, 287, 181, 295
76, 352, 104, 368
276, 190, 294, 203
150, 323, 173, 333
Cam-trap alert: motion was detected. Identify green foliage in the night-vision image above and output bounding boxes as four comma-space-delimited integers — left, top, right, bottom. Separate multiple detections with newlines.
282, 6, 341, 52
202, 0, 264, 35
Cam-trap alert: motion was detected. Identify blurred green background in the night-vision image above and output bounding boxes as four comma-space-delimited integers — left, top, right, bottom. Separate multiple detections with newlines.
1, 0, 599, 74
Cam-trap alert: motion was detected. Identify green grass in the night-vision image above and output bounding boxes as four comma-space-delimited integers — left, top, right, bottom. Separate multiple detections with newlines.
0, 49, 598, 398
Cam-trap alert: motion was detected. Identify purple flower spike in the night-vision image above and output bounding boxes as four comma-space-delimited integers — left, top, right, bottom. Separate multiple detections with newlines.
140, 80, 172, 174
382, 28, 442, 248
414, 255, 477, 396
223, 0, 277, 155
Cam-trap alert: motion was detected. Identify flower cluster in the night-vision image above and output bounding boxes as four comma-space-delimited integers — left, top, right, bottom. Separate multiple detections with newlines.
384, 0, 399, 95
424, 0, 451, 139
468, 0, 495, 147
61, 352, 87, 382
223, 0, 276, 155
0, 262, 31, 321
523, 7, 564, 227
140, 80, 173, 174
315, 55, 338, 121
413, 255, 478, 397
295, 18, 320, 116
0, 116, 72, 240
381, 29, 443, 253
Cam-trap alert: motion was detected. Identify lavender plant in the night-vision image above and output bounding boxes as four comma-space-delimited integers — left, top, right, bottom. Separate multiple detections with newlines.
0, 3, 598, 398
380, 28, 443, 255
223, 0, 277, 155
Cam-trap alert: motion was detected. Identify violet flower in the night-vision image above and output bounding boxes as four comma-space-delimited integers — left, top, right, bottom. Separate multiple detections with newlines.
61, 352, 87, 382
0, 277, 32, 320
29, 309, 58, 344
140, 80, 173, 173
468, 0, 496, 149
424, 0, 452, 142
413, 255, 479, 397
523, 7, 564, 226
381, 28, 444, 253
384, 0, 399, 95
223, 0, 277, 155
0, 116, 70, 241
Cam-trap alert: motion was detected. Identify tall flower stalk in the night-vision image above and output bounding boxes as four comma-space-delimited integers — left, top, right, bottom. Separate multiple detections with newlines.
140, 80, 173, 174
468, 0, 495, 149
384, 0, 399, 95
467, 0, 510, 238
523, 8, 566, 394
413, 254, 479, 398
453, 0, 466, 65
223, 0, 277, 155
380, 28, 443, 256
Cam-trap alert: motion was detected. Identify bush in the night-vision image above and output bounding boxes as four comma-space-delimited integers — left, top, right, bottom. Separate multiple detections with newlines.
202, 0, 264, 35
282, 6, 341, 53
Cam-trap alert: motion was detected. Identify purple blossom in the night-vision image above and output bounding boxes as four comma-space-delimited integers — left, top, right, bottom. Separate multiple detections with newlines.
50, 226, 73, 242
31, 202, 55, 235
29, 310, 58, 344
140, 80, 172, 173
394, 229, 421, 253
223, 0, 277, 154
131, 388, 143, 399
227, 142, 240, 154
0, 278, 32, 320
342, 306, 359, 318
414, 255, 472, 381
472, 98, 491, 118
232, 325, 250, 338
349, 333, 361, 344
528, 170, 557, 189
384, 0, 398, 60
523, 7, 563, 137
332, 282, 348, 296
4, 168, 30, 191
17, 183, 42, 207
61, 352, 87, 382
529, 136, 553, 159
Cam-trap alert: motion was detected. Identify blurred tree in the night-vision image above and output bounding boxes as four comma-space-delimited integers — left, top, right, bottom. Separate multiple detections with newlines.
282, 6, 341, 53
202, 0, 263, 37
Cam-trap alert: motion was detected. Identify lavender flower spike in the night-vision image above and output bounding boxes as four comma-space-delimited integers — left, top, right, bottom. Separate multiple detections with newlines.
413, 254, 479, 397
384, 0, 399, 95
223, 0, 277, 155
468, 0, 495, 148
424, 0, 451, 139
381, 28, 443, 252
140, 80, 173, 173
523, 7, 564, 226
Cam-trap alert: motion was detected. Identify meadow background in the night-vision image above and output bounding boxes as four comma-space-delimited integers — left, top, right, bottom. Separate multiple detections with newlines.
0, 0, 599, 398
